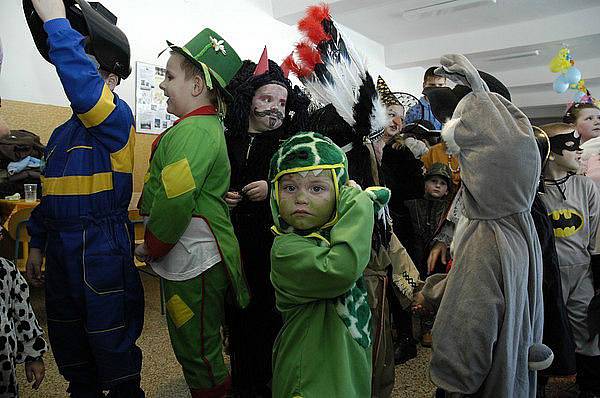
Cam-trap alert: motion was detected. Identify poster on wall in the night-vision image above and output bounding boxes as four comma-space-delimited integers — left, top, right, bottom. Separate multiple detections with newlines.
135, 61, 173, 134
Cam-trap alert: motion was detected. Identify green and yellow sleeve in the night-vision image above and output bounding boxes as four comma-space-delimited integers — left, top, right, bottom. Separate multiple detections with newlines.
145, 122, 218, 258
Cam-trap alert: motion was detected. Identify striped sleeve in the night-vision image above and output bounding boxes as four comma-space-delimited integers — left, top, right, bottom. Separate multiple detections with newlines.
44, 18, 133, 154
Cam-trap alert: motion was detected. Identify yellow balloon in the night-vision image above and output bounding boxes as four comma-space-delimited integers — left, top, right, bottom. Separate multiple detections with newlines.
549, 54, 571, 73
549, 48, 572, 72
549, 57, 564, 73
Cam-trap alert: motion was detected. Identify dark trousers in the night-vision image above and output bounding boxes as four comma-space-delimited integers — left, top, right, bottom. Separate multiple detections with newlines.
576, 354, 600, 394
227, 215, 281, 398
44, 218, 144, 397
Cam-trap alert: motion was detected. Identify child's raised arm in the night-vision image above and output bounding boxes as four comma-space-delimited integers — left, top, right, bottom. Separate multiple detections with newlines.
271, 186, 374, 303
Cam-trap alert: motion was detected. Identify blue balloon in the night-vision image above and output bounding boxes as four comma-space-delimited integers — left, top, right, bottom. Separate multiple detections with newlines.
565, 67, 582, 85
573, 91, 585, 102
553, 75, 569, 93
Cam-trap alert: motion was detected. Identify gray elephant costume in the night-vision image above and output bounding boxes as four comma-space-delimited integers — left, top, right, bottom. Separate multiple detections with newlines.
428, 54, 545, 397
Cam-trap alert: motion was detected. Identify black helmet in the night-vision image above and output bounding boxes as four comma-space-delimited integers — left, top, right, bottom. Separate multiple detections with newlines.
23, 0, 131, 79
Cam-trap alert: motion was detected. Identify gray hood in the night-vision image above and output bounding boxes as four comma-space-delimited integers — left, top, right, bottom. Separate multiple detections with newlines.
437, 54, 539, 220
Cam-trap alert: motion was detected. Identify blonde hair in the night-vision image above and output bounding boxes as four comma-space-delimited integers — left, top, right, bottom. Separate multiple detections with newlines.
539, 122, 575, 138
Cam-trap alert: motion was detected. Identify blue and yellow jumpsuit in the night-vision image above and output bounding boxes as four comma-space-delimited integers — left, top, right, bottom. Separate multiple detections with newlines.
26, 18, 144, 397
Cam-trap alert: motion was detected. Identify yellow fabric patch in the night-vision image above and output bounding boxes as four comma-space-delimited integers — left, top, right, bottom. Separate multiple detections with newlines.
143, 172, 150, 183
78, 84, 116, 128
42, 172, 113, 196
166, 294, 194, 328
111, 126, 136, 173
161, 158, 196, 199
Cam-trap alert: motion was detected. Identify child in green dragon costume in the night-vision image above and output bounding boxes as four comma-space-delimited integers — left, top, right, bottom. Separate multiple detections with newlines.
268, 131, 390, 397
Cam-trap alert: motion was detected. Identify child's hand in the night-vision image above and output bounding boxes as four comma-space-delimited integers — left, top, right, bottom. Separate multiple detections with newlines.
134, 243, 154, 263
411, 292, 432, 315
224, 191, 243, 208
26, 247, 44, 287
346, 180, 362, 190
427, 241, 448, 274
31, 0, 66, 22
242, 180, 268, 201
404, 137, 429, 158
25, 359, 45, 390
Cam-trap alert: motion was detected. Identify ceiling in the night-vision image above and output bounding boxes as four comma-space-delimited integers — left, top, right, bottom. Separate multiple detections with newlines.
269, 0, 600, 120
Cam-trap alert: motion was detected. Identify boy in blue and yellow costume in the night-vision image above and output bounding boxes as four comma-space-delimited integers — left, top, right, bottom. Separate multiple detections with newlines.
24, 0, 144, 396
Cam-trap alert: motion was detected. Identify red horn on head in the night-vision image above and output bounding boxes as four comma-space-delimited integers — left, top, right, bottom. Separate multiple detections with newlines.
253, 46, 269, 76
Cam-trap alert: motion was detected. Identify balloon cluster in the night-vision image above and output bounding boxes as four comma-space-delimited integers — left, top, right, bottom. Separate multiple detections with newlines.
550, 47, 588, 102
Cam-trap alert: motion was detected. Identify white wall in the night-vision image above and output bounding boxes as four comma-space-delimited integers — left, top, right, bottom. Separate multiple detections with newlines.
0, 0, 422, 107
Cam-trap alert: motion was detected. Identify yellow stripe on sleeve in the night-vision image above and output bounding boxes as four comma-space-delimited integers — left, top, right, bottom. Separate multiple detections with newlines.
110, 126, 136, 173
77, 84, 116, 128
161, 158, 196, 199
41, 172, 113, 196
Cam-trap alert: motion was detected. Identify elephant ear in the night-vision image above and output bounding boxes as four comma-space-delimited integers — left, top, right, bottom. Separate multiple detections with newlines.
435, 54, 488, 93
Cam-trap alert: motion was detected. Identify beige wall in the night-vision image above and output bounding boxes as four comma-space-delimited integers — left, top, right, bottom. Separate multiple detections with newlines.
1, 99, 155, 192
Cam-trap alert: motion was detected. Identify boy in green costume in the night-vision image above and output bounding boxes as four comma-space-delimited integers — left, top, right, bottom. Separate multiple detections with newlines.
135, 29, 248, 398
268, 131, 390, 397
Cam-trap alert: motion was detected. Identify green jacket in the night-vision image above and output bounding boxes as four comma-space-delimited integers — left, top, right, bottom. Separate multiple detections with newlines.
270, 186, 374, 397
140, 107, 249, 307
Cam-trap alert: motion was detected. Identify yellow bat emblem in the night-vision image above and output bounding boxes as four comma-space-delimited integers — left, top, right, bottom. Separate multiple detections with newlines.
548, 209, 584, 238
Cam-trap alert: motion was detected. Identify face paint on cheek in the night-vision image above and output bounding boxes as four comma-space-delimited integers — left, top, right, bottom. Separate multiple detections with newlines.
254, 108, 284, 121
249, 83, 288, 132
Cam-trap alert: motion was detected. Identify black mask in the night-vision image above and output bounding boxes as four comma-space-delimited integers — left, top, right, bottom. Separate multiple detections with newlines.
549, 130, 580, 155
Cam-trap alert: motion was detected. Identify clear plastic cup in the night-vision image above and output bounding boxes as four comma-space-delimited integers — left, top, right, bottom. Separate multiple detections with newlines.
24, 184, 37, 202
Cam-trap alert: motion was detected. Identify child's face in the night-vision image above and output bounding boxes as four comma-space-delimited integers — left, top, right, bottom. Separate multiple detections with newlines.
576, 108, 600, 142
423, 76, 446, 89
553, 149, 581, 173
549, 130, 581, 172
278, 170, 336, 231
384, 104, 405, 139
159, 53, 196, 117
248, 84, 288, 133
424, 176, 448, 198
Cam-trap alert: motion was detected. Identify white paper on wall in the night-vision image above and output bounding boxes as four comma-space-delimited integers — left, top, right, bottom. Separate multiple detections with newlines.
135, 61, 173, 135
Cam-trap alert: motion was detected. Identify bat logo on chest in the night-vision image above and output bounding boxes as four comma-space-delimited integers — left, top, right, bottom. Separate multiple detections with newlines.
548, 209, 584, 238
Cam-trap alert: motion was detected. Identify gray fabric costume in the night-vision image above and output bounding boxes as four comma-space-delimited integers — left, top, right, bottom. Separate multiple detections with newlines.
541, 175, 600, 356
429, 54, 544, 397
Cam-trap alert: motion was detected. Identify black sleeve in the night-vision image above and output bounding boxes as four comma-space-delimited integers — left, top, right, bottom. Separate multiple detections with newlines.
591, 254, 600, 290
